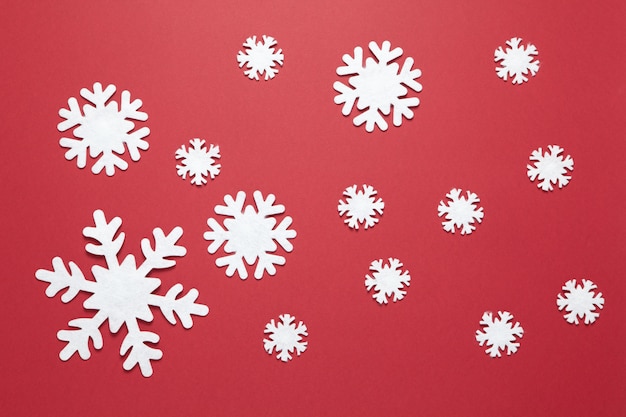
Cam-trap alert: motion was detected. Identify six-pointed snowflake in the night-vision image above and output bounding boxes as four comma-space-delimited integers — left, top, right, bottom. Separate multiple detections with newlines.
557, 279, 604, 325
237, 35, 284, 81
527, 145, 574, 191
57, 82, 150, 176
438, 188, 484, 235
494, 37, 540, 84
204, 191, 296, 279
175, 138, 221, 186
365, 258, 411, 305
338, 184, 385, 230
263, 314, 308, 362
475, 311, 524, 358
333, 40, 422, 132
35, 210, 209, 377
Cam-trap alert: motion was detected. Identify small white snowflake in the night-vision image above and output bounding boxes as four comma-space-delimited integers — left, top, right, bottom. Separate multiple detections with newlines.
333, 40, 422, 132
557, 279, 604, 325
475, 311, 524, 358
263, 314, 308, 362
204, 191, 296, 279
35, 210, 209, 377
495, 37, 540, 84
437, 188, 484, 235
337, 184, 385, 230
527, 145, 574, 191
365, 258, 411, 305
57, 82, 150, 176
175, 138, 221, 186
237, 35, 284, 81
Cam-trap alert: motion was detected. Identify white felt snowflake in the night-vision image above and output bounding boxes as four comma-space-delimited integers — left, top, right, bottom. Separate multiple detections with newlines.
35, 210, 209, 377
437, 188, 484, 235
495, 37, 540, 84
365, 258, 411, 305
527, 145, 574, 191
57, 82, 150, 176
237, 35, 284, 81
475, 311, 524, 358
263, 314, 308, 362
337, 184, 385, 230
333, 40, 422, 132
204, 191, 296, 279
557, 279, 604, 325
175, 138, 221, 186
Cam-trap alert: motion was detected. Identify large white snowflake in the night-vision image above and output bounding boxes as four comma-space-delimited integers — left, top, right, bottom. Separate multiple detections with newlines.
557, 279, 604, 325
58, 82, 150, 176
337, 184, 385, 230
475, 311, 524, 358
365, 258, 411, 305
527, 145, 574, 191
263, 314, 308, 362
237, 35, 284, 81
495, 37, 540, 84
35, 210, 209, 377
204, 191, 296, 279
437, 188, 484, 235
175, 138, 221, 186
333, 40, 422, 132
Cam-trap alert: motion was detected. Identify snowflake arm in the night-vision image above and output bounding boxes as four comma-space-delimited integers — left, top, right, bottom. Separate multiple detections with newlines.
338, 184, 385, 230
263, 314, 308, 362
495, 37, 540, 84
153, 284, 209, 329
527, 145, 574, 191
365, 258, 411, 304
557, 279, 604, 325
475, 311, 524, 357
237, 35, 284, 81
120, 319, 162, 377
137, 226, 186, 276
35, 256, 95, 303
57, 311, 106, 361
438, 188, 484, 235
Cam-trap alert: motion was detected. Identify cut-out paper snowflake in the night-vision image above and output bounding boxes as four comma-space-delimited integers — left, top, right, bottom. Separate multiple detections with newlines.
58, 82, 150, 176
557, 279, 604, 325
527, 145, 574, 191
475, 311, 524, 358
365, 258, 411, 305
333, 40, 422, 132
35, 210, 208, 377
204, 191, 296, 279
175, 138, 221, 186
437, 188, 484, 235
237, 35, 284, 81
337, 184, 385, 230
263, 314, 308, 362
494, 37, 540, 84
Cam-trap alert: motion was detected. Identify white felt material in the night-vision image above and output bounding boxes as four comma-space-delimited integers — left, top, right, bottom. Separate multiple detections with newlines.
175, 138, 221, 186
365, 258, 411, 305
495, 37, 540, 84
333, 40, 422, 132
337, 184, 384, 230
437, 188, 484, 235
35, 209, 208, 377
204, 191, 296, 279
527, 145, 574, 191
557, 279, 604, 325
263, 314, 308, 362
475, 311, 524, 358
237, 35, 284, 80
57, 82, 150, 175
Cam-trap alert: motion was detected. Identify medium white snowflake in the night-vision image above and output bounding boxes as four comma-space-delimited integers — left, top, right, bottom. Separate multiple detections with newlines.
437, 188, 484, 235
527, 145, 574, 191
365, 258, 411, 305
494, 37, 540, 84
557, 279, 604, 325
175, 138, 221, 186
204, 191, 296, 279
57, 82, 150, 176
263, 314, 308, 362
337, 184, 385, 230
333, 40, 422, 132
475, 311, 524, 358
237, 35, 284, 81
35, 210, 209, 377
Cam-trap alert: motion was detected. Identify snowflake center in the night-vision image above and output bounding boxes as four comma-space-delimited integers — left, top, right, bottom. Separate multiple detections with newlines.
448, 200, 476, 225
486, 322, 515, 345
347, 194, 377, 220
224, 208, 278, 262
503, 48, 533, 74
247, 46, 275, 70
353, 61, 404, 110
536, 157, 564, 180
272, 325, 300, 349
78, 104, 133, 154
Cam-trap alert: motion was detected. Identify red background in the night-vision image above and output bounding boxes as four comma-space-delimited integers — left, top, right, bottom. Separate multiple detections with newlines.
1, 1, 625, 416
